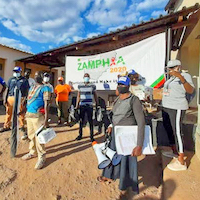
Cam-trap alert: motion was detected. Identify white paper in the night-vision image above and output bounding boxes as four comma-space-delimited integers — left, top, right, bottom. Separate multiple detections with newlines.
114, 125, 155, 156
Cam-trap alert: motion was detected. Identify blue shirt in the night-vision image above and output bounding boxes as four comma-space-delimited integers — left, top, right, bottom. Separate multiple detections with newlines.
27, 85, 51, 114
7, 77, 29, 97
0, 77, 5, 86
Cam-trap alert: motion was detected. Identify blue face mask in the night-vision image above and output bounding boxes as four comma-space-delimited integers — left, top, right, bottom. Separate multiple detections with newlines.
84, 77, 90, 83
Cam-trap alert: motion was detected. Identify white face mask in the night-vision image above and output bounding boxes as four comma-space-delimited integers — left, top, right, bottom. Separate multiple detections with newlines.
43, 77, 50, 83
13, 72, 21, 78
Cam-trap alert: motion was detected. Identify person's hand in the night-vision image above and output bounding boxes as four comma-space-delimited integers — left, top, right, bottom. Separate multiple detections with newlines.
131, 146, 142, 157
43, 121, 49, 128
169, 70, 181, 78
106, 127, 112, 135
3, 100, 7, 106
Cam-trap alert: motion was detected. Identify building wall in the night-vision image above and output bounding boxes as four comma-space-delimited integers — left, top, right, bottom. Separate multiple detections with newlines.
0, 45, 58, 87
0, 45, 32, 82
175, 0, 200, 11
16, 62, 58, 87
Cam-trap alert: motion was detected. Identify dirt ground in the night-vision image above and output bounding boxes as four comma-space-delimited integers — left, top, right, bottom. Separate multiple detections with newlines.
0, 112, 200, 200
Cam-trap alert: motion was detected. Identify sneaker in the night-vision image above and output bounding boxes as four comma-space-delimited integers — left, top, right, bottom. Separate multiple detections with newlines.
21, 133, 28, 140
167, 159, 187, 171
162, 150, 178, 158
22, 153, 36, 160
0, 127, 11, 133
75, 135, 82, 141
35, 157, 46, 170
57, 120, 62, 125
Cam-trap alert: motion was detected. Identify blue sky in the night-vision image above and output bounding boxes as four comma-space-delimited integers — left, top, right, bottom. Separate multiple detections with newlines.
0, 0, 168, 54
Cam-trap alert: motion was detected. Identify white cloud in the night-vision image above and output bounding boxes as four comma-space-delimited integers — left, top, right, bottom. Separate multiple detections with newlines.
73, 36, 83, 42
136, 0, 168, 11
0, 0, 92, 44
0, 36, 32, 52
151, 10, 166, 18
87, 32, 101, 38
0, 0, 168, 49
86, 0, 140, 28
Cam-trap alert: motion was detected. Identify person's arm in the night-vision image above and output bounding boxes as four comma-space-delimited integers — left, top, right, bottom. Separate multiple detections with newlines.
170, 71, 194, 94
44, 99, 50, 128
43, 87, 51, 127
4, 79, 11, 105
0, 83, 6, 95
131, 96, 145, 157
75, 91, 80, 109
94, 91, 98, 106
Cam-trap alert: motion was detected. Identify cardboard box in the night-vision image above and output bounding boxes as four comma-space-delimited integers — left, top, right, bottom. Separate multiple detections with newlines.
153, 88, 163, 100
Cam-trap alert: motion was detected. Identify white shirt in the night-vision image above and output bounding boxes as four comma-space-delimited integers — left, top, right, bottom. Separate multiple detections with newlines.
28, 78, 35, 88
162, 72, 194, 110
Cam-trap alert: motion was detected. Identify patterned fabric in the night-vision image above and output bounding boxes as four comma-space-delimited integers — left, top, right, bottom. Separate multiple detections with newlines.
27, 84, 51, 114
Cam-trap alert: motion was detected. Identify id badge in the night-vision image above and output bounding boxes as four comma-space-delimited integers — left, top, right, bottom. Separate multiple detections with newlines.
163, 88, 170, 96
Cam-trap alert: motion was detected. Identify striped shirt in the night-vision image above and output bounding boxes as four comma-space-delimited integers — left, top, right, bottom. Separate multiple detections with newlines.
78, 83, 96, 106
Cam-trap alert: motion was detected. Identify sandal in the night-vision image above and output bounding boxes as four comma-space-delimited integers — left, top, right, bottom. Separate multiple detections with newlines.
97, 176, 113, 184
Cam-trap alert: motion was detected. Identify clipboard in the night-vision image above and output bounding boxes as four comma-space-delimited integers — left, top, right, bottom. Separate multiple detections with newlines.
114, 125, 155, 156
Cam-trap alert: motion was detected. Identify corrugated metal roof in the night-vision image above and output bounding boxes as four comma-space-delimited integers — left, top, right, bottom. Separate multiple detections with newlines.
17, 4, 200, 67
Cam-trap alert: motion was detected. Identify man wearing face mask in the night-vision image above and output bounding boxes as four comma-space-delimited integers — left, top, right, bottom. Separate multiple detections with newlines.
54, 77, 71, 125
43, 73, 54, 93
22, 71, 51, 170
24, 70, 35, 88
162, 60, 194, 171
0, 67, 29, 138
75, 73, 98, 142
128, 70, 146, 100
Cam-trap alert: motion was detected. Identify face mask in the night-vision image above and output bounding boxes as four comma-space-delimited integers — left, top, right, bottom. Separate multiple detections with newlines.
13, 72, 21, 78
117, 86, 129, 94
43, 77, 50, 83
84, 77, 90, 83
131, 80, 137, 85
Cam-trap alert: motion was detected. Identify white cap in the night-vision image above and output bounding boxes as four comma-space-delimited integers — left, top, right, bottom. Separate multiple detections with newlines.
166, 60, 181, 68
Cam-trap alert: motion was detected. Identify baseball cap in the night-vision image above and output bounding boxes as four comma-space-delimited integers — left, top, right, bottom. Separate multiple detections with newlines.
43, 72, 50, 77
58, 77, 64, 81
117, 76, 130, 86
128, 69, 137, 75
166, 60, 181, 68
13, 66, 22, 72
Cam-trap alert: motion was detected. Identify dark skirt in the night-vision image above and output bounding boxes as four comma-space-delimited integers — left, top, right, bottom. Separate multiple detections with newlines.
102, 129, 139, 193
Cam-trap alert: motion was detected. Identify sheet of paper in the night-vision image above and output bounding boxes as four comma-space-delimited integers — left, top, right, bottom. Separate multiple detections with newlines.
114, 125, 155, 156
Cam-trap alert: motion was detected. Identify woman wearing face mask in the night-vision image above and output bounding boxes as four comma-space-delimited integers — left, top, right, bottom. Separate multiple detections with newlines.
162, 60, 194, 171
22, 71, 51, 169
98, 76, 145, 198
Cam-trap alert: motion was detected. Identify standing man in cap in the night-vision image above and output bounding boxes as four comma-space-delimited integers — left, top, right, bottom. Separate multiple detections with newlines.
43, 72, 54, 94
162, 59, 194, 171
54, 77, 71, 125
75, 73, 98, 142
0, 67, 29, 140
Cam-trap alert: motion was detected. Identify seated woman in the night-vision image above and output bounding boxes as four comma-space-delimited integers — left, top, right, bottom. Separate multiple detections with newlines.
98, 76, 145, 198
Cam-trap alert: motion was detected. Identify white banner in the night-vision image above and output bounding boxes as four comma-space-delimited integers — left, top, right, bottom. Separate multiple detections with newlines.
65, 33, 166, 90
